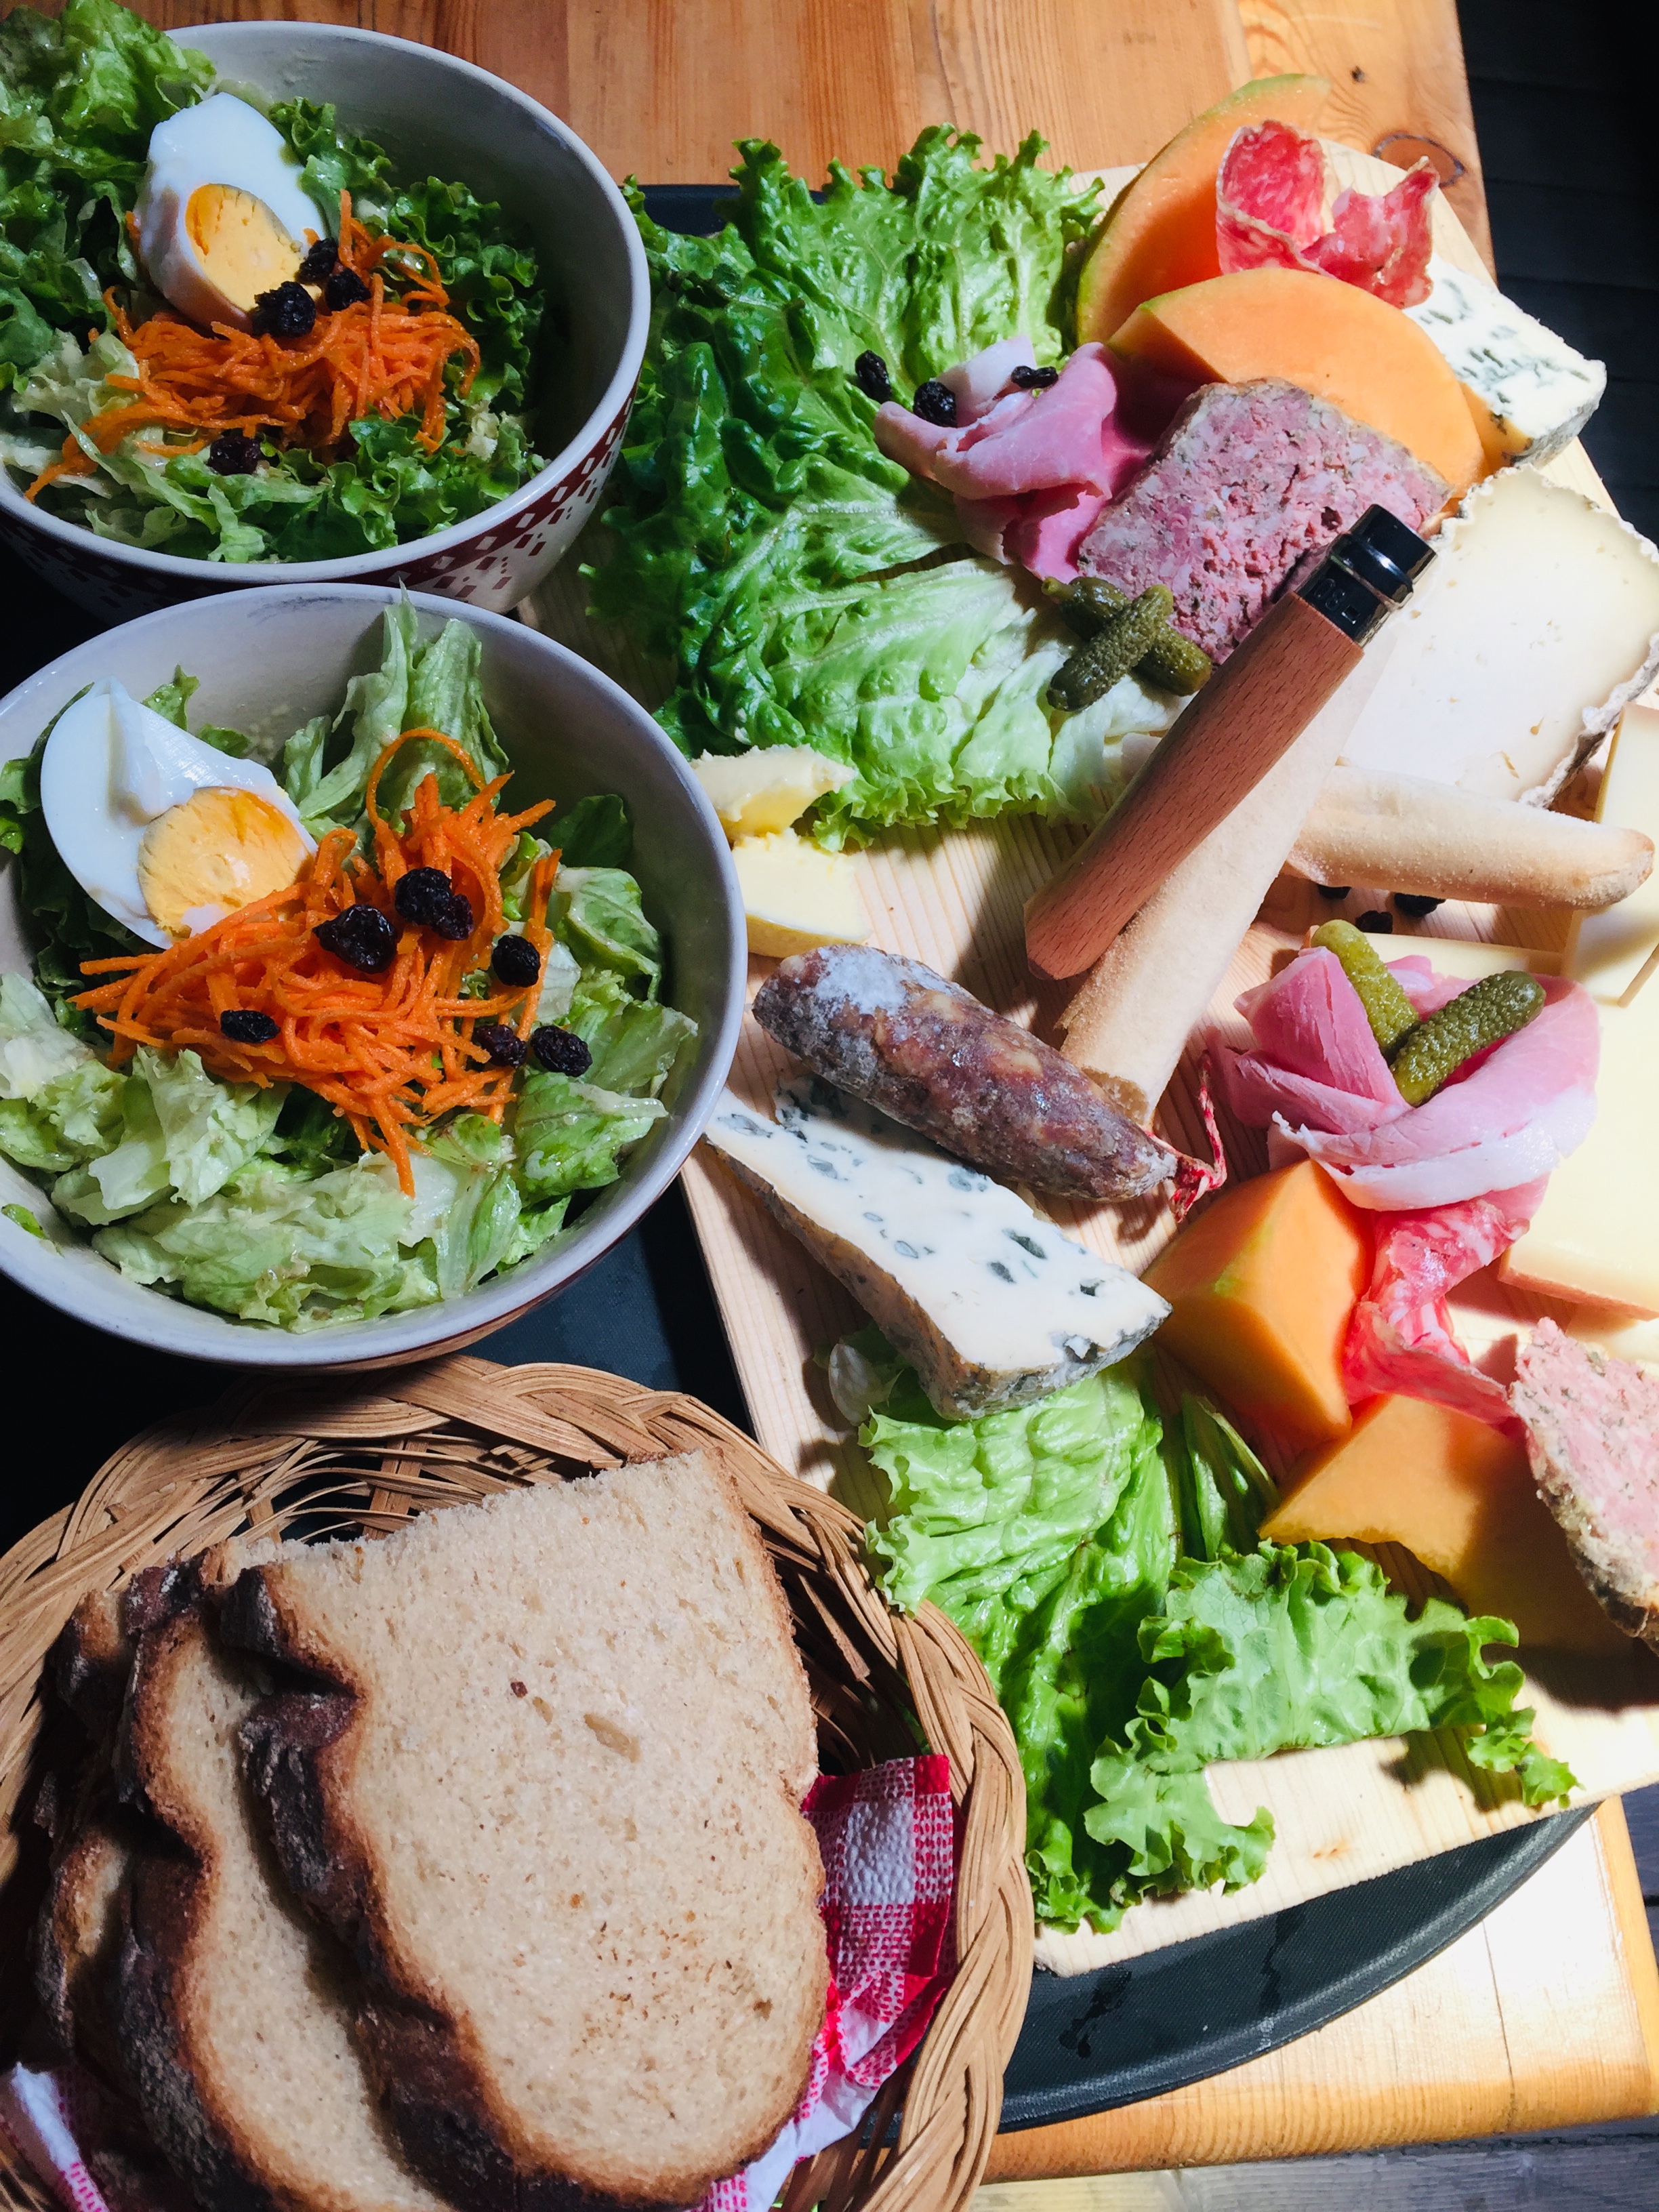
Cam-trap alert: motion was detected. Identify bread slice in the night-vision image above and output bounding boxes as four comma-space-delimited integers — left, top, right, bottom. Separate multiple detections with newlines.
114, 1578, 453, 2212
226, 1454, 826, 2212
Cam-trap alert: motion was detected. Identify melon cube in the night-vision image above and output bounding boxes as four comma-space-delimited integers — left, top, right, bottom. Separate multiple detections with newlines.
1143, 1161, 1370, 1452
1261, 1393, 1628, 1656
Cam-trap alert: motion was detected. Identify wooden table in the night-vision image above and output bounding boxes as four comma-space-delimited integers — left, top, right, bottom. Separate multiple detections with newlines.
45, 0, 1659, 2173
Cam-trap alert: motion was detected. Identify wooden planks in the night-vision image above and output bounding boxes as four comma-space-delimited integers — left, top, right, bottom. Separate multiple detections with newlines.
981, 1803, 1659, 2175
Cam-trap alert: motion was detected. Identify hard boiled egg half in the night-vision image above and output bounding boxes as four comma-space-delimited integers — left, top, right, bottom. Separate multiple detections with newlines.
136, 94, 327, 331
41, 682, 315, 948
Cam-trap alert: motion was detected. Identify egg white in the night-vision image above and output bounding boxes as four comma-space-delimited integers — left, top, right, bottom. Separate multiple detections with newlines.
41, 680, 316, 949
136, 94, 329, 331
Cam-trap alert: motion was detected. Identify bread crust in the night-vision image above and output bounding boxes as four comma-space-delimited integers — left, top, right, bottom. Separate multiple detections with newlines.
227, 1463, 825, 2212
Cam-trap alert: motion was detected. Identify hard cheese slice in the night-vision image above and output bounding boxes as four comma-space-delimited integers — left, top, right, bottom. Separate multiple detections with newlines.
1337, 468, 1659, 803
1567, 701, 1659, 1005
703, 1080, 1167, 1420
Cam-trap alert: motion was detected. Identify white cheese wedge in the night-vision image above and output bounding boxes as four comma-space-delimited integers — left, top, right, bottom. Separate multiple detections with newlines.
731, 828, 869, 957
1566, 703, 1659, 1004
1406, 257, 1605, 467
703, 1080, 1168, 1420
1338, 469, 1659, 804
691, 746, 855, 838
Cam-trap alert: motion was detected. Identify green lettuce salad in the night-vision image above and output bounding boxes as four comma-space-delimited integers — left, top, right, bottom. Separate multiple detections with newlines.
0, 607, 695, 1329
851, 1332, 1574, 1931
0, 0, 546, 561
590, 133, 1179, 844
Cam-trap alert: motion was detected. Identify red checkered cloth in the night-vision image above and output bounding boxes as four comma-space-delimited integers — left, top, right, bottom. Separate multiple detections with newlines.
1, 1755, 959, 2212
699, 1753, 959, 2212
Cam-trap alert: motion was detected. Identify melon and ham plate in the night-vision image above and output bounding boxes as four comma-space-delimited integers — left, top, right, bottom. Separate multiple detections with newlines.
1214, 945, 1602, 1428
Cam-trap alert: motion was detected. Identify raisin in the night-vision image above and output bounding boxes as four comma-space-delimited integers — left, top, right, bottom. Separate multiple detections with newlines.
295, 238, 338, 285
1355, 910, 1394, 934
207, 429, 261, 475
323, 266, 371, 312
433, 891, 474, 941
475, 1023, 529, 1067
314, 905, 396, 973
492, 933, 541, 987
250, 281, 316, 340
394, 868, 461, 928
1315, 885, 1351, 901
1394, 893, 1443, 918
219, 1008, 279, 1044
912, 379, 958, 426
853, 350, 893, 403
1010, 363, 1059, 389
530, 1025, 593, 1076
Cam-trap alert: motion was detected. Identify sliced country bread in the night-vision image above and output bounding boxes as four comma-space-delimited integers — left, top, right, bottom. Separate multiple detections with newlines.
115, 1580, 453, 2212
226, 1453, 826, 2212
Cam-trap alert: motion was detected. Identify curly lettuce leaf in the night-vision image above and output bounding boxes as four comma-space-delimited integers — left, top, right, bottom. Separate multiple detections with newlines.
512, 1071, 666, 1202
0, 1, 210, 390
863, 1358, 1571, 1931
589, 130, 1177, 838
93, 1153, 436, 1327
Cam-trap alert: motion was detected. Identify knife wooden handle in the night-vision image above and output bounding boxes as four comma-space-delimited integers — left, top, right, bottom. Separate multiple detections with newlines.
1025, 591, 1364, 983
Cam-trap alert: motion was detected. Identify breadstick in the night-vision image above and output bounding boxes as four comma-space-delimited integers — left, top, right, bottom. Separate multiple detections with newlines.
1288, 766, 1654, 909
1059, 649, 1398, 1121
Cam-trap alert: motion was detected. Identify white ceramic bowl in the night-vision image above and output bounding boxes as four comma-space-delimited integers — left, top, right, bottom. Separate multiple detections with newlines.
0, 24, 648, 622
0, 586, 744, 1369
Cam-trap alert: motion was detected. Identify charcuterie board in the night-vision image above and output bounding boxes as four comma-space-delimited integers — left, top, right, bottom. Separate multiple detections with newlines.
527, 142, 1659, 1976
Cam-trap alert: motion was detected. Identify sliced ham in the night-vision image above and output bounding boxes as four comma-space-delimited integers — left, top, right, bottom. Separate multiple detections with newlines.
1288, 975, 1601, 1208
1343, 1181, 1544, 1427
929, 346, 1137, 500
1216, 121, 1436, 309
1219, 954, 1601, 1210
869, 344, 1155, 586
941, 336, 1036, 423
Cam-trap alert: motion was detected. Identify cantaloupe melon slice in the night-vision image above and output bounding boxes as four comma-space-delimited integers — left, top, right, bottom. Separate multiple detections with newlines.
1075, 74, 1330, 350
1143, 1160, 1370, 1452
1262, 1393, 1629, 1656
1109, 266, 1483, 497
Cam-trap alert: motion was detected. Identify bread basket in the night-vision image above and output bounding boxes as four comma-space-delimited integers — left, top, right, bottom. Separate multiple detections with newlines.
0, 1360, 1032, 2212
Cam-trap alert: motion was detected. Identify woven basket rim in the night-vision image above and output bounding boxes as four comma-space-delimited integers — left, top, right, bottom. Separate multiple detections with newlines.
0, 1355, 1032, 2212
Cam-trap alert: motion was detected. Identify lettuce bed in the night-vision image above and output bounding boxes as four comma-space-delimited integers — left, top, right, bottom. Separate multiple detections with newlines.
0, 607, 695, 1330
0, 0, 546, 562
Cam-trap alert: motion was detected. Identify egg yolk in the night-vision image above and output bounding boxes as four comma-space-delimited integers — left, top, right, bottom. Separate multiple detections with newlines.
184, 184, 302, 314
138, 789, 309, 938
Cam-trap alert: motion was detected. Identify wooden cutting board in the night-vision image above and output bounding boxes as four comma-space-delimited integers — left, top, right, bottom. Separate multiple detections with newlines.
529, 136, 1659, 1978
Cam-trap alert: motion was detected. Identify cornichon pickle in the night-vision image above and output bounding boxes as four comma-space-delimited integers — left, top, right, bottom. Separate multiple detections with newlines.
1310, 919, 1420, 1057
1389, 970, 1546, 1107
1051, 578, 1213, 697
1048, 585, 1175, 712
1137, 625, 1212, 696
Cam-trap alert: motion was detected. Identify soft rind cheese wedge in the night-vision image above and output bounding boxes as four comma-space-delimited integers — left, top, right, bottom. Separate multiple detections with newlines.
731, 829, 869, 958
692, 747, 855, 838
1406, 257, 1605, 468
1337, 469, 1659, 804
704, 1080, 1168, 1420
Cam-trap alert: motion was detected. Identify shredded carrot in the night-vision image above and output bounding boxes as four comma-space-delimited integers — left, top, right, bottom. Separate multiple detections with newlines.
26, 190, 479, 503
73, 732, 556, 1195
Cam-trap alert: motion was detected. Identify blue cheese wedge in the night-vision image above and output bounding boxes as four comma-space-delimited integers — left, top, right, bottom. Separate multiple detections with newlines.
704, 1079, 1168, 1420
1406, 258, 1605, 467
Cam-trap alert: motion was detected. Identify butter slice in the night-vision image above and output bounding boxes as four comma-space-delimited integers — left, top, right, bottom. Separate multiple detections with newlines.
704, 1080, 1168, 1420
692, 747, 854, 838
1566, 702, 1659, 1004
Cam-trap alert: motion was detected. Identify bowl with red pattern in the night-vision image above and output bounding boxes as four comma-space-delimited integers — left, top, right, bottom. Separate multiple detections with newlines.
0, 23, 647, 622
